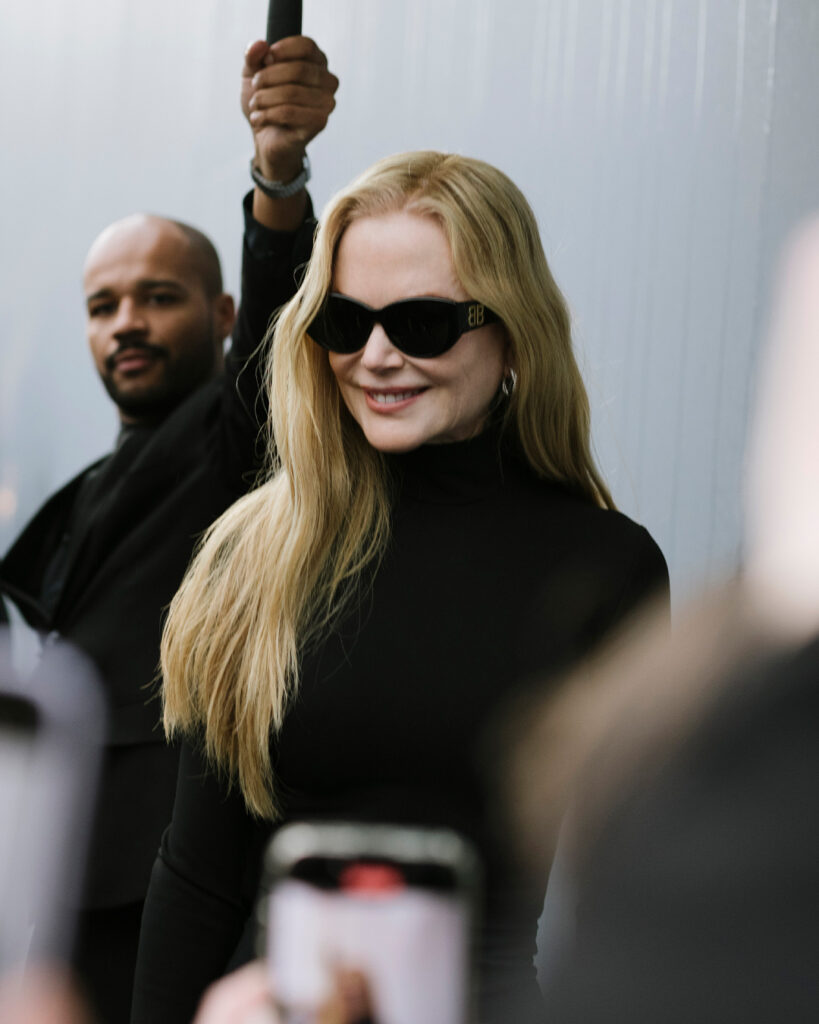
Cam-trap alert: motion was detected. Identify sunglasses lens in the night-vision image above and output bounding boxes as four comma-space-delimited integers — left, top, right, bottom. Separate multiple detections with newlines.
309, 296, 462, 357
383, 300, 455, 357
309, 297, 373, 353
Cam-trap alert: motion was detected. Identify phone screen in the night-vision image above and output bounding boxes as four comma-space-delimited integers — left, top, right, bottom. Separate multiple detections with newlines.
265, 834, 476, 1024
0, 636, 104, 971
0, 696, 38, 844
0, 695, 43, 967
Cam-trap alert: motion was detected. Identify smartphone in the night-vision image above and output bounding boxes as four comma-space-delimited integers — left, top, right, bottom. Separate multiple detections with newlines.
0, 631, 104, 972
258, 821, 482, 1024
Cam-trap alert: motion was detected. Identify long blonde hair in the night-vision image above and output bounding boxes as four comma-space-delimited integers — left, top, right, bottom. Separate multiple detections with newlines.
161, 151, 614, 817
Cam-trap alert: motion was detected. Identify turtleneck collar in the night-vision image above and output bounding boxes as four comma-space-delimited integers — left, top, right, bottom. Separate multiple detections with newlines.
388, 423, 522, 505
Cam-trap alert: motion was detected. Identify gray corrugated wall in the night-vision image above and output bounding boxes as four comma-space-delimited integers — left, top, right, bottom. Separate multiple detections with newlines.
1, 1, 817, 601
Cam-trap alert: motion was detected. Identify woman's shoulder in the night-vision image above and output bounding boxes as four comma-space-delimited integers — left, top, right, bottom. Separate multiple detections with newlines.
507, 468, 669, 602
514, 466, 659, 543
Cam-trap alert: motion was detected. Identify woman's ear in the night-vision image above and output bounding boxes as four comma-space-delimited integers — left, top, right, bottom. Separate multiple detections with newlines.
502, 334, 518, 396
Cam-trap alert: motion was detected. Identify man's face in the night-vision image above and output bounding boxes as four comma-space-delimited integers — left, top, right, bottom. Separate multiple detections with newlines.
83, 216, 234, 423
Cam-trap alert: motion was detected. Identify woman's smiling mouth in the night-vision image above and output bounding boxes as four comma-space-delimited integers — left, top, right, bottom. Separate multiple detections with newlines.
364, 387, 427, 410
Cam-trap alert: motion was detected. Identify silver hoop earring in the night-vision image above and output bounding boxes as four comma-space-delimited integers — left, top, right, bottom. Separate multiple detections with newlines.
501, 369, 518, 397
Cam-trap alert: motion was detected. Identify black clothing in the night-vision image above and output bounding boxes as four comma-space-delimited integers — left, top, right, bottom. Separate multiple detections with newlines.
132, 429, 669, 1024
0, 195, 312, 1020
39, 424, 153, 620
539, 634, 819, 1024
72, 902, 145, 1024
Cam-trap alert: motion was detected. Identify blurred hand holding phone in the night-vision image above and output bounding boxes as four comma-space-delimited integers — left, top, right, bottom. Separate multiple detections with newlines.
259, 822, 481, 1024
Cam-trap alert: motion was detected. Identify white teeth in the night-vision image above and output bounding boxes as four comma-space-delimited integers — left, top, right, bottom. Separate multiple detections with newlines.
370, 390, 420, 404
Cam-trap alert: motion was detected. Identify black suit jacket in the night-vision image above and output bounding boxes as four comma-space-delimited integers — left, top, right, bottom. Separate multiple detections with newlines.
0, 200, 312, 908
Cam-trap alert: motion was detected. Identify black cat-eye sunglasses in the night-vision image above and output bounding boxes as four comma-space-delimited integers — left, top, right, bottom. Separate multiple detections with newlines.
308, 293, 500, 359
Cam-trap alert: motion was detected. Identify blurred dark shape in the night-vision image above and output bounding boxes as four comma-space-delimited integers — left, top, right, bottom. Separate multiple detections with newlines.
540, 614, 819, 1023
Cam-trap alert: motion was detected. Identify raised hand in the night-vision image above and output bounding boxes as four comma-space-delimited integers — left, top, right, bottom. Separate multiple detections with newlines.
242, 36, 338, 185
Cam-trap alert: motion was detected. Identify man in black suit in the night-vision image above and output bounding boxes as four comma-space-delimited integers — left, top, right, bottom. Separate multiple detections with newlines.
0, 36, 337, 1023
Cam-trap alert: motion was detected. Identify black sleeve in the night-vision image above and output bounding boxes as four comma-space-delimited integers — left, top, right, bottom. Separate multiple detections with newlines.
220, 191, 317, 475
130, 739, 269, 1024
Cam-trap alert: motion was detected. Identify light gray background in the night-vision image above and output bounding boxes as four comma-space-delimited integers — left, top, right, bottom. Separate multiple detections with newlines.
1, 0, 817, 602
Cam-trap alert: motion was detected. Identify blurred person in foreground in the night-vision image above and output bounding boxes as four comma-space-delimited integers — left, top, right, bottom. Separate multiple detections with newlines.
131, 149, 668, 1024
0, 36, 337, 1022
502, 217, 819, 1023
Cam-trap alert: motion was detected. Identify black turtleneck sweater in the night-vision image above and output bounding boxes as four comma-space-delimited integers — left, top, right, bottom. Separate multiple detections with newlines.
131, 430, 669, 1024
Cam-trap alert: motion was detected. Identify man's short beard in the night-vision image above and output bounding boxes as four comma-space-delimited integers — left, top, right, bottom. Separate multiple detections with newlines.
101, 330, 220, 423
101, 374, 198, 423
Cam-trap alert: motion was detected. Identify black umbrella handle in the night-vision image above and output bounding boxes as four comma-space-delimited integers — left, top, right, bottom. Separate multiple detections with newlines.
266, 0, 302, 43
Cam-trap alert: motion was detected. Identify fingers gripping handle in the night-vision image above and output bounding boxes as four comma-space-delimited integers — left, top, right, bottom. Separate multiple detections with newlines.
266, 0, 302, 44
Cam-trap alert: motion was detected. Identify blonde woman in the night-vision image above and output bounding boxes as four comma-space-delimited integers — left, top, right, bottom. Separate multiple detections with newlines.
132, 152, 668, 1023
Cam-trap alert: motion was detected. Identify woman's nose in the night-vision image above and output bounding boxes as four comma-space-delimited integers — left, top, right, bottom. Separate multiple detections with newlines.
359, 322, 405, 370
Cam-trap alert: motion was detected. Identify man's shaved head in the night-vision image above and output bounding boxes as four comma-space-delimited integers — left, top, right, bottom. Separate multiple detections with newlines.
84, 214, 224, 298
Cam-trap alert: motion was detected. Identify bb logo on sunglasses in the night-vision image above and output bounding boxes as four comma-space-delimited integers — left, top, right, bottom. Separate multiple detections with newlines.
467, 304, 486, 329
